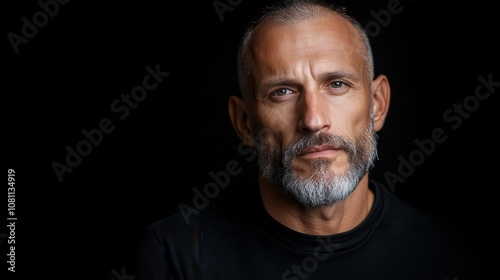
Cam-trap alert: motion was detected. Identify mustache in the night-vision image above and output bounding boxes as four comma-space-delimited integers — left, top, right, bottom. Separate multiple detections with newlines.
285, 132, 356, 160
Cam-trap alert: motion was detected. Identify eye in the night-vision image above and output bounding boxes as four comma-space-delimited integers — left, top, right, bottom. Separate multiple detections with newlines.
271, 88, 293, 96
326, 80, 351, 95
328, 81, 346, 88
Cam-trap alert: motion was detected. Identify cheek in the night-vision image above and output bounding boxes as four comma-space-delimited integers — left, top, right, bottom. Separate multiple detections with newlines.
254, 106, 296, 146
329, 97, 371, 136
348, 100, 372, 135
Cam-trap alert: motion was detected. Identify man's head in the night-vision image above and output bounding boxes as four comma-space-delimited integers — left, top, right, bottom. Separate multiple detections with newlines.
228, 0, 390, 207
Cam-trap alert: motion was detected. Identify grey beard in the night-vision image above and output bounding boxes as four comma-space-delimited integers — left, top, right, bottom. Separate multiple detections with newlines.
256, 125, 377, 207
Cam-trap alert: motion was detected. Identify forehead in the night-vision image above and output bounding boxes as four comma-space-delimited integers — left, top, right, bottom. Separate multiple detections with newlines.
248, 12, 364, 75
254, 11, 359, 43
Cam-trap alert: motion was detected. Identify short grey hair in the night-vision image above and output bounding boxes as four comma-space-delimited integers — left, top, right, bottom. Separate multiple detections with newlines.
236, 0, 374, 99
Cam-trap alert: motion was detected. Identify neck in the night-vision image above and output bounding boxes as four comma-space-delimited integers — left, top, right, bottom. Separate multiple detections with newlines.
259, 174, 374, 235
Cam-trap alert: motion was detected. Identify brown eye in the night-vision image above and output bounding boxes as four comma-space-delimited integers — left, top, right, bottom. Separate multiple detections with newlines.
272, 88, 293, 96
329, 81, 346, 88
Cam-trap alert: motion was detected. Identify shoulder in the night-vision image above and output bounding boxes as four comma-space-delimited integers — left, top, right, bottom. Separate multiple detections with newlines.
139, 199, 246, 244
370, 179, 480, 278
370, 179, 460, 258
140, 210, 208, 247
372, 179, 445, 227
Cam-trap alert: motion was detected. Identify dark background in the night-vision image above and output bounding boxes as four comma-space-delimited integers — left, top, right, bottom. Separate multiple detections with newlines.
3, 0, 498, 279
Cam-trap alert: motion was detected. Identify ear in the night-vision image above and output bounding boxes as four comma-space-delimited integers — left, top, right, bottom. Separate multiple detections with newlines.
371, 74, 391, 132
228, 95, 255, 147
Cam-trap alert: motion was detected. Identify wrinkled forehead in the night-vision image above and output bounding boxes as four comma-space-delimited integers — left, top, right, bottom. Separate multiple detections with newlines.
249, 13, 363, 55
248, 13, 366, 76
256, 12, 359, 40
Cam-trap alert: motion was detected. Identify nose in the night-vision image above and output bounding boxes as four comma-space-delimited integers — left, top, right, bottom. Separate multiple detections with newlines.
297, 90, 330, 133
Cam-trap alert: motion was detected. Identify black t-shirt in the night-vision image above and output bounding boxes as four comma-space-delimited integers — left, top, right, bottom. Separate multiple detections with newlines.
133, 179, 479, 280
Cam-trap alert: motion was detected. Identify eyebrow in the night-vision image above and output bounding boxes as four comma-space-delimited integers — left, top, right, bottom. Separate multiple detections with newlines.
259, 70, 361, 92
318, 71, 361, 83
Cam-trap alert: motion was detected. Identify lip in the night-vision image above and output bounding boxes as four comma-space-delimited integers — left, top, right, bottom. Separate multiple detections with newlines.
297, 145, 339, 158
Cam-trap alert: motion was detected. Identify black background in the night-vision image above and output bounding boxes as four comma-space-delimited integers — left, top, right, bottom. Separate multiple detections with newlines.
3, 0, 498, 279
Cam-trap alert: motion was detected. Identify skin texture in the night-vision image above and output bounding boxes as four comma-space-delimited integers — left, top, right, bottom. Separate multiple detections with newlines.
228, 11, 391, 235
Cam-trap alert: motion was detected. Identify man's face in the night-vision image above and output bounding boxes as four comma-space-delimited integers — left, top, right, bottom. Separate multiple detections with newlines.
248, 13, 377, 207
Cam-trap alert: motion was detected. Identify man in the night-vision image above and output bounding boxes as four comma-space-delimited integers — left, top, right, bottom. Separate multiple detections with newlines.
133, 0, 477, 279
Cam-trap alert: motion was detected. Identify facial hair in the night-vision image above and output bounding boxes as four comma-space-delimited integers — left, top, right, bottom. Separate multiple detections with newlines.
255, 121, 378, 207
